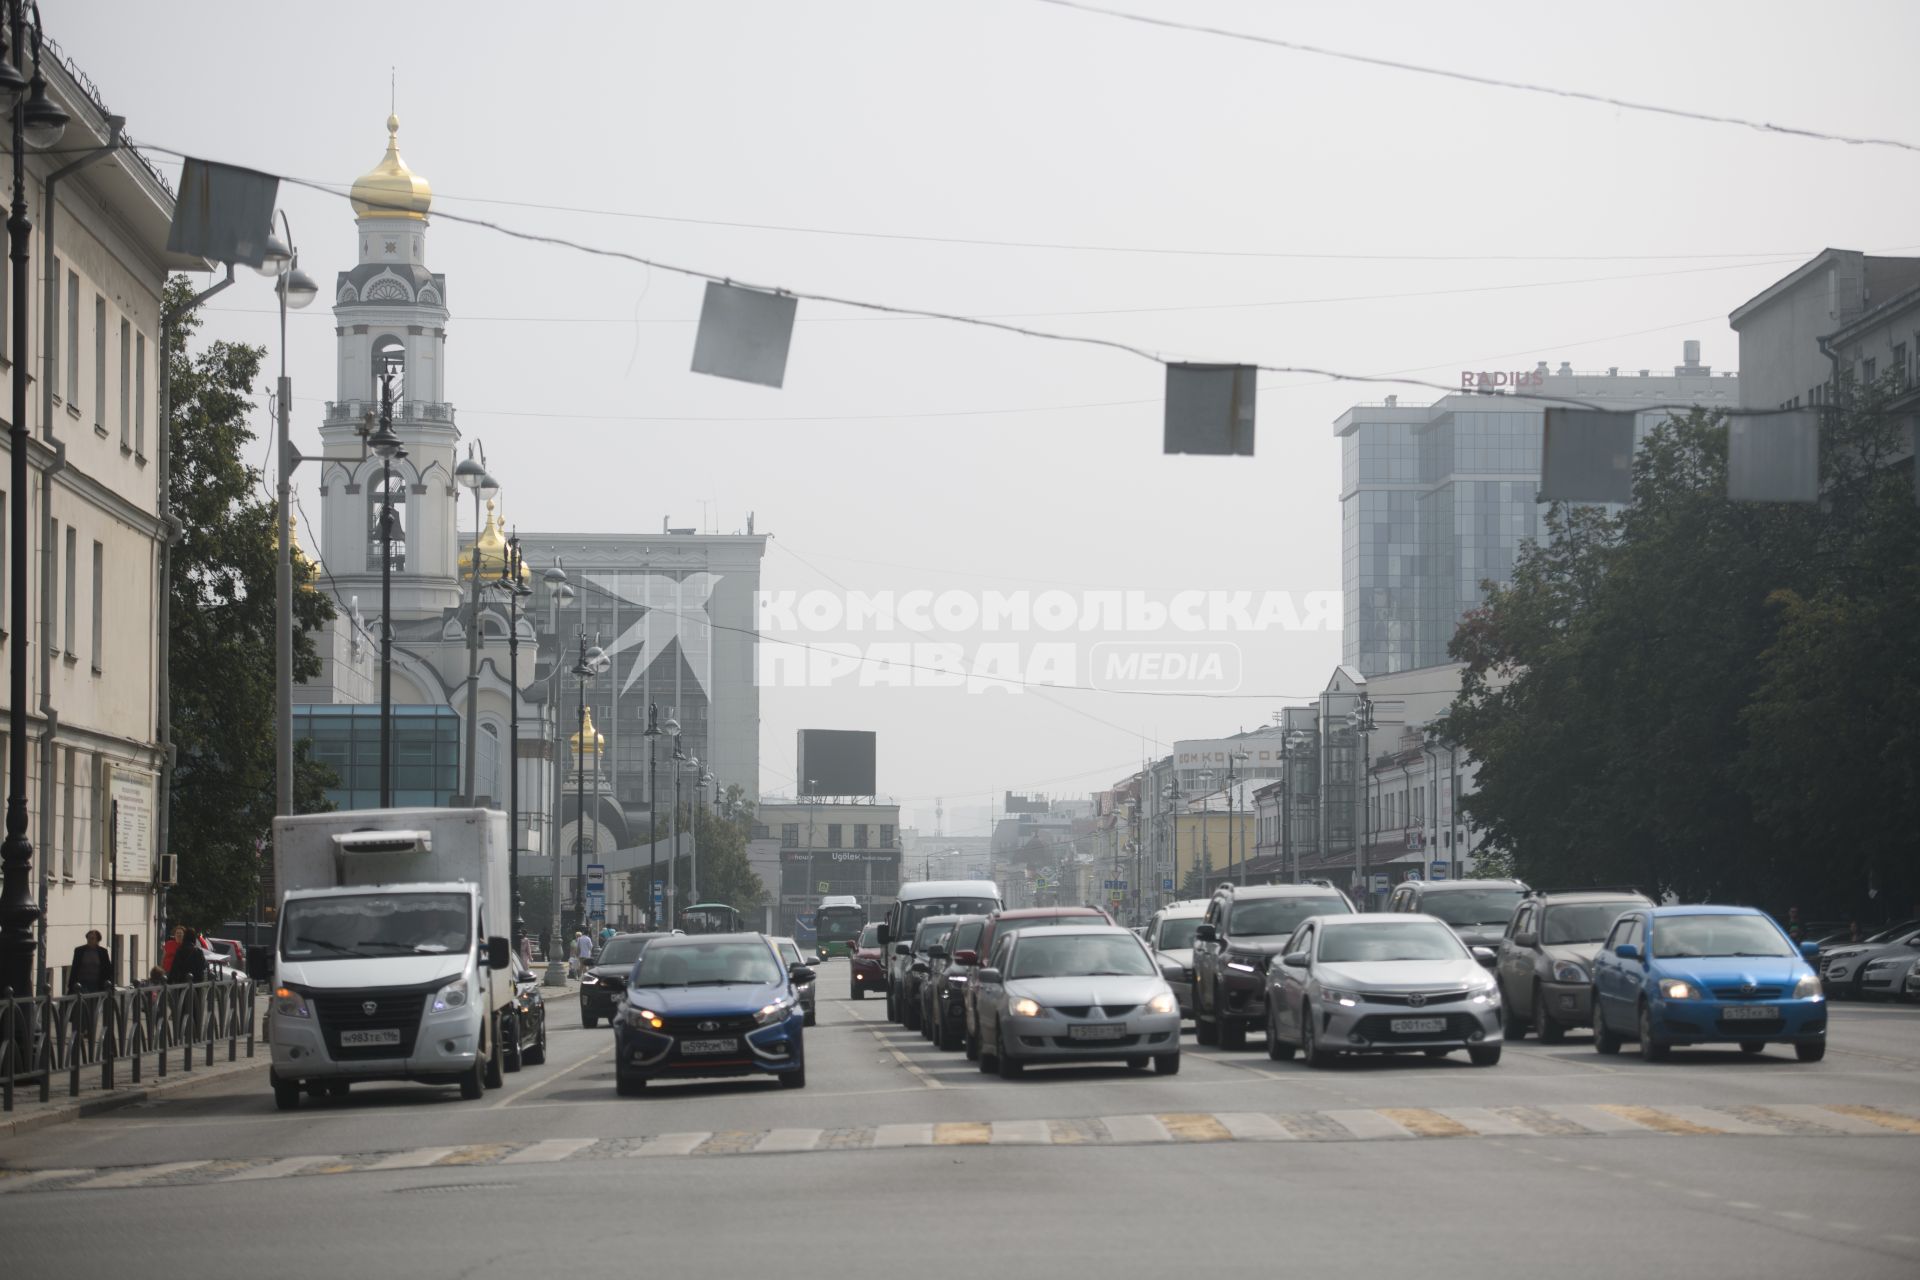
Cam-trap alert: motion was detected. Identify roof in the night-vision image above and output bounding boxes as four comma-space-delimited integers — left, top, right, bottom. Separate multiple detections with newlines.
1222, 882, 1348, 898
1004, 923, 1135, 939
995, 906, 1108, 919
646, 931, 767, 947
1405, 878, 1528, 891
1156, 900, 1209, 916
1645, 904, 1773, 917
898, 880, 1000, 900
1728, 249, 1856, 328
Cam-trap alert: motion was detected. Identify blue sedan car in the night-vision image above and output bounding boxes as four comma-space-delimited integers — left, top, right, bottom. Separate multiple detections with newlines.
612, 933, 812, 1095
1591, 905, 1826, 1062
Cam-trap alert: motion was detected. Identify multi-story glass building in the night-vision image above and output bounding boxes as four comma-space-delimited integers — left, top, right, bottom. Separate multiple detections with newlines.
1336, 343, 1740, 674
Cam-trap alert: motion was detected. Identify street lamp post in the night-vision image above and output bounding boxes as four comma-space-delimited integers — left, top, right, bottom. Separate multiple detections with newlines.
684, 755, 701, 903
490, 533, 531, 940
538, 565, 571, 986
1197, 770, 1214, 895
0, 0, 66, 1001
1163, 778, 1182, 899
1348, 695, 1376, 905
1225, 749, 1250, 884
455, 444, 498, 804
570, 633, 606, 939
642, 705, 676, 929
670, 736, 686, 909
367, 381, 405, 807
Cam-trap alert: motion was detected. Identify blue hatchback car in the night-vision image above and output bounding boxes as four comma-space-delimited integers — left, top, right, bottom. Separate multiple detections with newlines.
1591, 905, 1826, 1062
612, 933, 812, 1095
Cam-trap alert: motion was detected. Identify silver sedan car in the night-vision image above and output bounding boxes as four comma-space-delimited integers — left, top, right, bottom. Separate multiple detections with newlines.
972, 925, 1182, 1078
1266, 913, 1505, 1067
1146, 899, 1208, 1018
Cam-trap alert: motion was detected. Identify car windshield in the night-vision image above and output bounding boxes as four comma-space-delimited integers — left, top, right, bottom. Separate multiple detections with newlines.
902, 898, 998, 931
1318, 922, 1465, 964
632, 940, 782, 988
1862, 919, 1920, 945
1421, 888, 1525, 927
597, 936, 652, 967
280, 892, 470, 961
777, 940, 802, 964
1542, 902, 1645, 945
950, 924, 983, 952
1156, 917, 1202, 950
1008, 934, 1154, 979
1231, 896, 1351, 937
914, 922, 955, 949
857, 923, 883, 948
1651, 915, 1795, 959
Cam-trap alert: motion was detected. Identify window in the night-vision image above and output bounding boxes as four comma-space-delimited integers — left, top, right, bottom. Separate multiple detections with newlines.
60, 746, 75, 878
880, 824, 894, 847
118, 319, 131, 446
134, 332, 147, 454
89, 753, 103, 881
781, 822, 799, 846
1862, 357, 1877, 386
90, 541, 103, 672
826, 823, 842, 847
65, 271, 78, 403
64, 524, 77, 659
94, 296, 106, 428
48, 519, 58, 651
1893, 343, 1908, 389
853, 823, 868, 848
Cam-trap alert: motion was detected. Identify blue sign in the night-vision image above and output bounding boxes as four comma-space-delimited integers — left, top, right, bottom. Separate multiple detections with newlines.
1429, 860, 1450, 881
1103, 879, 1128, 890
1163, 878, 1175, 891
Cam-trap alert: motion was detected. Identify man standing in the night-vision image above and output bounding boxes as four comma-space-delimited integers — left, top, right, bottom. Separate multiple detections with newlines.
69, 930, 113, 993
575, 928, 594, 975
167, 929, 208, 984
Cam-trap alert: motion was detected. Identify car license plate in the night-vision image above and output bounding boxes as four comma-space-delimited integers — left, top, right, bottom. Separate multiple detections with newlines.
1390, 1017, 1447, 1035
1721, 1005, 1774, 1020
679, 1037, 738, 1055
339, 1028, 401, 1047
1068, 1023, 1127, 1041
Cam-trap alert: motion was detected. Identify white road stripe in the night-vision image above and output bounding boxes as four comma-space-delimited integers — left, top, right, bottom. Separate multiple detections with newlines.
219, 1155, 338, 1183
1100, 1114, 1172, 1144
73, 1161, 208, 1190
1434, 1107, 1535, 1137
1656, 1107, 1781, 1136
873, 1123, 934, 1148
1555, 1106, 1657, 1135
627, 1132, 711, 1158
754, 1129, 826, 1154
1766, 1105, 1891, 1136
0, 1168, 90, 1194
366, 1147, 461, 1171
988, 1120, 1052, 1146
501, 1138, 598, 1165
1324, 1110, 1416, 1140
1214, 1112, 1295, 1141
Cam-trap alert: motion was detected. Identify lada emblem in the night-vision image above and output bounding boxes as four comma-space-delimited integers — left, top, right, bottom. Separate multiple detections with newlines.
362, 1001, 378, 1016
697, 1020, 720, 1032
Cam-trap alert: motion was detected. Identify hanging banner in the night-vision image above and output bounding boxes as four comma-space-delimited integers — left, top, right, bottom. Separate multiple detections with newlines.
107, 764, 157, 883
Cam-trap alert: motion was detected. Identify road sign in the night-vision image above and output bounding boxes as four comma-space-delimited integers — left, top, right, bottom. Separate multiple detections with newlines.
1162, 878, 1175, 891
818, 881, 831, 894
1104, 879, 1128, 890
585, 863, 606, 891
1429, 860, 1450, 881
1369, 873, 1390, 892
1108, 889, 1124, 903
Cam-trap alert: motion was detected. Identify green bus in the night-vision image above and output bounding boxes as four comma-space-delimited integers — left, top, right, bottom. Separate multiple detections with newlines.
815, 895, 866, 957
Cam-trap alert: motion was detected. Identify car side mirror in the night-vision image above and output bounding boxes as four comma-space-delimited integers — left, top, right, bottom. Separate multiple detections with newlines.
1614, 942, 1641, 961
1472, 946, 1497, 969
788, 964, 815, 984
910, 960, 929, 973
485, 936, 511, 970
1193, 923, 1218, 944
1280, 952, 1309, 969
893, 942, 912, 956
1800, 941, 1821, 958
977, 968, 1002, 985
1907, 936, 1920, 948
876, 923, 891, 946
928, 944, 948, 960
1512, 932, 1537, 949
953, 949, 978, 966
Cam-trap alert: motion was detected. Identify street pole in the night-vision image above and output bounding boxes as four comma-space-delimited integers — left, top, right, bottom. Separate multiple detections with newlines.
269, 211, 317, 820
671, 739, 684, 909
455, 445, 496, 804
495, 533, 528, 939
644, 704, 662, 929
368, 378, 404, 808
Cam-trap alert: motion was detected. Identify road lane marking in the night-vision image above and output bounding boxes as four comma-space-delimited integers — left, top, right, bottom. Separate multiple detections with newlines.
626, 1132, 711, 1158
1099, 1114, 1172, 1144
1554, 1105, 1655, 1135
872, 1123, 934, 1148
1595, 1105, 1725, 1136
1324, 1110, 1416, 1140
501, 1139, 597, 1165
72, 1161, 209, 1189
1158, 1112, 1232, 1142
1766, 1105, 1892, 1135
1433, 1107, 1535, 1137
1380, 1108, 1472, 1138
1214, 1112, 1294, 1141
1824, 1104, 1920, 1134
439, 1143, 515, 1165
218, 1155, 339, 1183
987, 1120, 1052, 1145
366, 1148, 461, 1171
754, 1129, 827, 1154
0, 1168, 90, 1193
492, 1039, 612, 1108
932, 1122, 992, 1145
1653, 1107, 1782, 1136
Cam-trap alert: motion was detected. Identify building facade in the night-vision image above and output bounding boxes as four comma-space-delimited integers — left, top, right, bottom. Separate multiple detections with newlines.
755, 799, 901, 936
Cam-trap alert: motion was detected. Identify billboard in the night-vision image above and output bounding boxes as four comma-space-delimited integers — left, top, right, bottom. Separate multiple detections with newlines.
797, 729, 877, 797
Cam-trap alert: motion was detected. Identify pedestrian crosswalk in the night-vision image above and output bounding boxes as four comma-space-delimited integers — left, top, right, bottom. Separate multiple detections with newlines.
2, 1101, 1917, 1195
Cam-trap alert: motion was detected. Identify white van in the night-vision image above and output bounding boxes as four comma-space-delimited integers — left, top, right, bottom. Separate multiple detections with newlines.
881, 879, 1001, 1020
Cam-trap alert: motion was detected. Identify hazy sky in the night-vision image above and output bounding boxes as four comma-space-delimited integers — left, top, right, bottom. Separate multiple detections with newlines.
57, 1, 1920, 832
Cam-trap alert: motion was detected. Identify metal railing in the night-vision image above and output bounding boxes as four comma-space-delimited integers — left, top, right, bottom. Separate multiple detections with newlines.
0, 979, 257, 1112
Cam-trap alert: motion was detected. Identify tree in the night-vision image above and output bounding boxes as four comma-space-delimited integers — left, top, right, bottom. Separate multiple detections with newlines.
165, 277, 336, 928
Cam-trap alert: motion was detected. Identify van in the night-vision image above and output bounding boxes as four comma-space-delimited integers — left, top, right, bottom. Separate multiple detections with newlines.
879, 879, 1001, 1021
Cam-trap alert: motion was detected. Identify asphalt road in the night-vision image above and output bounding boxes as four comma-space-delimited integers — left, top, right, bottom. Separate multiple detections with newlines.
5, 962, 1919, 1278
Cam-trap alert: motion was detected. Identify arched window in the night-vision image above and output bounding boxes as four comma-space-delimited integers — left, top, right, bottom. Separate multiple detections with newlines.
371, 334, 406, 403
476, 722, 502, 807
366, 471, 407, 572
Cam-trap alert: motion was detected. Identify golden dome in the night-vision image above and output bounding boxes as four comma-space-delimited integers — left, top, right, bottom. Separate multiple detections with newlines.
288, 513, 319, 588
569, 707, 604, 757
349, 113, 432, 221
458, 500, 530, 585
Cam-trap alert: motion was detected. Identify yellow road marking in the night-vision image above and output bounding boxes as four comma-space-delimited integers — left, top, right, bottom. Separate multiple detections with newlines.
1158, 1113, 1232, 1142
932, 1122, 992, 1145
1825, 1105, 1920, 1135
307, 1162, 358, 1175
1381, 1108, 1472, 1138
438, 1144, 514, 1166
1596, 1105, 1724, 1136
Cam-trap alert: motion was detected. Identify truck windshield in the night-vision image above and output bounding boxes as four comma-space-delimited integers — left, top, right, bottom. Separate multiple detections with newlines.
280, 892, 472, 961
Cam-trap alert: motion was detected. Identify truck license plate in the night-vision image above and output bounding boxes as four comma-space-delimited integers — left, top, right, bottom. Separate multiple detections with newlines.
339, 1028, 401, 1047
680, 1037, 738, 1055
1390, 1017, 1446, 1035
1068, 1024, 1126, 1040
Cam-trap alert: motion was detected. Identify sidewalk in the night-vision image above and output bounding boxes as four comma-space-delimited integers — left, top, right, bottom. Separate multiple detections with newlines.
0, 993, 272, 1144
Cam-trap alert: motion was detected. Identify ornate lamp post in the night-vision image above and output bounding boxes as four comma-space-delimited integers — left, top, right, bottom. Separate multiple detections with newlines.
454, 444, 498, 803
367, 382, 405, 806
263, 211, 318, 823
642, 704, 677, 929
489, 532, 531, 939
539, 562, 571, 985
570, 633, 607, 938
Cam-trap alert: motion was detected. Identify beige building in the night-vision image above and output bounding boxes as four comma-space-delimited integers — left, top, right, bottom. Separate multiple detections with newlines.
753, 799, 901, 935
1, 48, 204, 991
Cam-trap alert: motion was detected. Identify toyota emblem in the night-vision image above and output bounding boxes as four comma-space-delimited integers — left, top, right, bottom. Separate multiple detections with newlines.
361, 1001, 378, 1016
697, 1020, 720, 1032
1407, 993, 1426, 1008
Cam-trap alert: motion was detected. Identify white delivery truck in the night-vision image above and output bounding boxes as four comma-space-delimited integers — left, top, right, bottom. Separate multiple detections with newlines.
267, 808, 515, 1108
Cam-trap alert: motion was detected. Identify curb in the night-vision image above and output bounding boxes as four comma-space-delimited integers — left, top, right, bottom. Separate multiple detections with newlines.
0, 1054, 270, 1144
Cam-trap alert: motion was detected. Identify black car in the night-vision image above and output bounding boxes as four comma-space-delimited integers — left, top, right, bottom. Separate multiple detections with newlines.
507, 963, 548, 1069
898, 916, 960, 1032
582, 932, 676, 1028
920, 915, 988, 1050
1192, 881, 1356, 1049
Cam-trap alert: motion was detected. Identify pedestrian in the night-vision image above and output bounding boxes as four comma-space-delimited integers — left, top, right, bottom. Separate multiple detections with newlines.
518, 933, 534, 971
162, 924, 186, 972
1786, 906, 1804, 943
575, 928, 594, 973
600, 923, 614, 947
167, 927, 208, 984
69, 929, 113, 994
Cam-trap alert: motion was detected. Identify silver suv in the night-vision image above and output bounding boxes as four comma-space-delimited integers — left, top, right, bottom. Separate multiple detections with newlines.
1144, 899, 1208, 1018
1495, 889, 1651, 1041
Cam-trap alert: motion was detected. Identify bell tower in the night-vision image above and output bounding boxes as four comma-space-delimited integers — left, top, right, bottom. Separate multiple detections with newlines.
316, 113, 462, 618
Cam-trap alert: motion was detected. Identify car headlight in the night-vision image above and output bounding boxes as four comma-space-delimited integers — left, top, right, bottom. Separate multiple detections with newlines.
1318, 986, 1358, 1008
581, 973, 600, 986
1470, 981, 1500, 1004
1226, 960, 1258, 973
1551, 959, 1588, 983
626, 1006, 664, 1030
1011, 997, 1043, 1018
754, 999, 794, 1026
432, 977, 469, 1012
1656, 978, 1697, 1000
1792, 974, 1824, 999
1147, 992, 1177, 1015
272, 987, 310, 1019
946, 973, 968, 985
1865, 958, 1901, 972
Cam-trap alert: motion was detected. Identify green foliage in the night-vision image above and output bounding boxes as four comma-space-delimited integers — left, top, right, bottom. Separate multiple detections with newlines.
1446, 388, 1920, 919
624, 787, 767, 927
165, 277, 336, 928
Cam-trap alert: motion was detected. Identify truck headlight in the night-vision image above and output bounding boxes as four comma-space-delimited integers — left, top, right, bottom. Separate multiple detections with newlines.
1147, 992, 1177, 1015
432, 978, 470, 1012
272, 987, 310, 1019
1551, 959, 1588, 983
1656, 978, 1697, 1001
1792, 974, 1823, 1000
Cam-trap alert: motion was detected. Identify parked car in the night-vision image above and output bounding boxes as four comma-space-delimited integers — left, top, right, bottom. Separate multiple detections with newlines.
507, 962, 547, 1069
897, 916, 960, 1031
1817, 920, 1920, 1000
971, 925, 1181, 1077
850, 922, 886, 1000
1144, 899, 1208, 1018
205, 937, 252, 982
1905, 955, 1920, 1003
962, 906, 1115, 1057
1590, 905, 1827, 1062
581, 932, 675, 1028
1266, 912, 1505, 1067
612, 933, 812, 1094
1386, 878, 1529, 951
921, 915, 987, 1050
771, 936, 817, 1026
1192, 882, 1355, 1049
1495, 888, 1653, 1041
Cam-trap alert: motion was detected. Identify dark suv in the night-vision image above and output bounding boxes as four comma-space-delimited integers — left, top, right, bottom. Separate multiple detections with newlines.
1191, 882, 1355, 1049
1495, 889, 1652, 1042
920, 915, 988, 1050
1386, 878, 1529, 951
